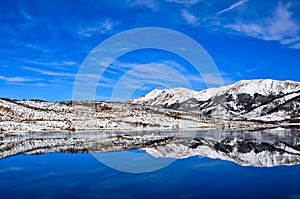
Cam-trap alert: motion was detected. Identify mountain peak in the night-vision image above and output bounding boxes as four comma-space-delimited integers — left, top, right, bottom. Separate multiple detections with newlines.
227, 79, 300, 96
131, 87, 198, 106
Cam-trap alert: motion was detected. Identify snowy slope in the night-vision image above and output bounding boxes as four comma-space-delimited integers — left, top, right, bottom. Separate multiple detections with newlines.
131, 88, 198, 106
0, 98, 229, 134
132, 79, 300, 121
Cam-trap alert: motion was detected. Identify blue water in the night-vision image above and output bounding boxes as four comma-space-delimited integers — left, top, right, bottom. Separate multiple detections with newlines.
1, 152, 300, 199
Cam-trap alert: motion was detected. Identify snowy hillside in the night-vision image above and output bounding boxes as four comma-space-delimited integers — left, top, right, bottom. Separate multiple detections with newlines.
0, 98, 242, 134
132, 79, 300, 121
133, 88, 198, 106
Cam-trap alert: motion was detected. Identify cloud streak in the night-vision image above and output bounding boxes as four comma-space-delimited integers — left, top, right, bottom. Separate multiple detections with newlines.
165, 0, 199, 6
78, 19, 117, 37
0, 75, 41, 83
20, 59, 78, 68
126, 0, 158, 10
217, 0, 249, 15
22, 66, 76, 77
225, 2, 300, 49
19, 8, 32, 21
181, 9, 199, 25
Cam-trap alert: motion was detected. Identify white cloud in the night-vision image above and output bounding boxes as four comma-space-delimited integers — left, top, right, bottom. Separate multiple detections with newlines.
200, 73, 234, 86
225, 2, 300, 49
107, 59, 189, 76
22, 66, 76, 77
0, 75, 40, 83
62, 61, 77, 66
21, 59, 73, 67
165, 0, 199, 6
112, 63, 193, 92
187, 72, 234, 88
181, 9, 199, 25
24, 44, 49, 53
23, 66, 102, 82
126, 0, 158, 10
78, 19, 116, 37
217, 0, 249, 15
290, 42, 300, 49
83, 58, 234, 91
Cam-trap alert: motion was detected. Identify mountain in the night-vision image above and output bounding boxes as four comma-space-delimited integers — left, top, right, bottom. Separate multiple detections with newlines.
132, 79, 300, 122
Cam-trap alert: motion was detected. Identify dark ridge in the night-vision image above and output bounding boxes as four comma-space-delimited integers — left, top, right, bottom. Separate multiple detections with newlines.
29, 99, 47, 102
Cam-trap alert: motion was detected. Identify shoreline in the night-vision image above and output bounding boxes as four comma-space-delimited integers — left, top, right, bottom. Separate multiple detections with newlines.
0, 123, 292, 136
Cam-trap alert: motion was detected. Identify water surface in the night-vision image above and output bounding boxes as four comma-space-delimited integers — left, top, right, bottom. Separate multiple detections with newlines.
1, 129, 300, 199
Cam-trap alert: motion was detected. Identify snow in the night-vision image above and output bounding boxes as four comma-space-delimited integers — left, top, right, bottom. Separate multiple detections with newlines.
132, 79, 300, 122
226, 79, 300, 96
0, 99, 224, 134
131, 87, 198, 106
196, 86, 229, 101
134, 79, 300, 105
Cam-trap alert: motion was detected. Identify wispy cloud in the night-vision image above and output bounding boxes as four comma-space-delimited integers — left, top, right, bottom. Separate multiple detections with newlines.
95, 60, 193, 90
186, 71, 234, 88
23, 44, 50, 53
0, 75, 41, 83
290, 42, 300, 49
225, 2, 300, 49
22, 66, 76, 77
17, 6, 40, 30
107, 59, 189, 76
18, 59, 78, 69
62, 61, 77, 66
78, 19, 117, 37
19, 8, 32, 21
200, 72, 234, 86
217, 0, 249, 15
22, 66, 105, 88
112, 63, 192, 90
181, 9, 199, 25
126, 0, 158, 10
165, 0, 199, 6
96, 59, 234, 91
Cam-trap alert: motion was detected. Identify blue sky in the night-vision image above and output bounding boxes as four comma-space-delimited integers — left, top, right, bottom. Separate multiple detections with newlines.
1, 0, 300, 101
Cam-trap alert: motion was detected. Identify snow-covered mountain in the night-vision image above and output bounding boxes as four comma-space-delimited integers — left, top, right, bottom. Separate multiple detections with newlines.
133, 88, 198, 106
132, 79, 300, 121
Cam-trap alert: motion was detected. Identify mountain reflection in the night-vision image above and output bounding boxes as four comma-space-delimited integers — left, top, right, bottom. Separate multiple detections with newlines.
1, 129, 300, 167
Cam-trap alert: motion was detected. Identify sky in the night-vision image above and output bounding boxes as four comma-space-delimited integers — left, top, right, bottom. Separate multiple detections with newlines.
1, 0, 300, 101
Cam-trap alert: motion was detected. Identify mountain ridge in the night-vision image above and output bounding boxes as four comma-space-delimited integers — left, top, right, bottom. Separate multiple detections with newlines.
131, 79, 300, 121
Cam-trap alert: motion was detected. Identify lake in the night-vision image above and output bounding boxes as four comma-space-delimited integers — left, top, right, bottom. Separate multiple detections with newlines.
1, 129, 300, 199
